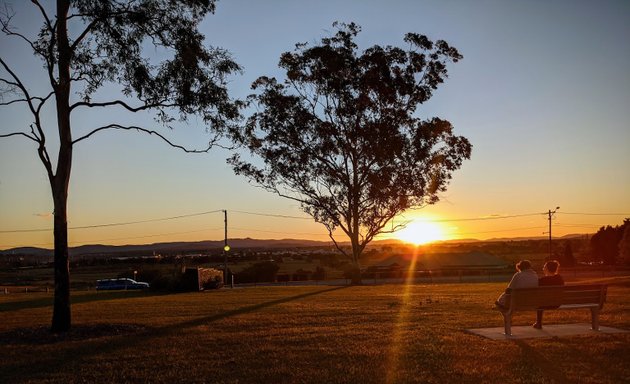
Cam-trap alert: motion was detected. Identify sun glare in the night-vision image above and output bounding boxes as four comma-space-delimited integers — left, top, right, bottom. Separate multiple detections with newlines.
395, 220, 446, 245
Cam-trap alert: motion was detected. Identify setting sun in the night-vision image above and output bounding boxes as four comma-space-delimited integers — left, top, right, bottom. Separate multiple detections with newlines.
394, 220, 446, 245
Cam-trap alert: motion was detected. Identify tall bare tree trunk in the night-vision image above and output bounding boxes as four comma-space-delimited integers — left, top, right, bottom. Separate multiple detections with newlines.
50, 0, 73, 333
349, 224, 363, 284
51, 186, 71, 332
350, 242, 363, 285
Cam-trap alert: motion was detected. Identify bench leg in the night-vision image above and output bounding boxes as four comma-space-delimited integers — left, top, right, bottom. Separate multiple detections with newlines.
591, 308, 600, 331
502, 312, 512, 335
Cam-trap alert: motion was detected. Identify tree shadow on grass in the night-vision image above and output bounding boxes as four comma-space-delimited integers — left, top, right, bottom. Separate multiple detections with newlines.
0, 323, 150, 345
0, 290, 158, 312
1, 285, 348, 381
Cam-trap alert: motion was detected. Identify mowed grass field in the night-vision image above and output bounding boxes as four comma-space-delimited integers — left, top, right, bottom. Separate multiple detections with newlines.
1, 278, 629, 383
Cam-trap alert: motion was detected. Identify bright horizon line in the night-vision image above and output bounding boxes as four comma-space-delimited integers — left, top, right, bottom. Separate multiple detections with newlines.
1, 232, 597, 252
1, 209, 626, 250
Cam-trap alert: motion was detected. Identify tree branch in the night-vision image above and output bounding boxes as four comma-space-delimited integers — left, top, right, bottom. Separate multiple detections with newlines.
0, 98, 29, 106
0, 131, 38, 142
31, 0, 54, 34
27, 0, 58, 89
29, 123, 54, 182
70, 99, 174, 112
0, 8, 38, 53
328, 230, 349, 259
0, 58, 39, 117
0, 90, 54, 107
70, 18, 98, 52
0, 77, 20, 88
72, 123, 224, 152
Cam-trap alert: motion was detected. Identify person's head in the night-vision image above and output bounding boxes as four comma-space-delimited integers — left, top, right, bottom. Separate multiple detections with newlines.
543, 260, 560, 275
516, 260, 532, 272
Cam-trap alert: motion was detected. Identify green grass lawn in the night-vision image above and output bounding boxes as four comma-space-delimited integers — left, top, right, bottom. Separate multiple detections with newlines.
1, 278, 629, 383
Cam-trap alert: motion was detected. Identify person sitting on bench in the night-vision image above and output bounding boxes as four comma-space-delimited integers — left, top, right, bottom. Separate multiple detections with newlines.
532, 260, 565, 329
495, 259, 538, 309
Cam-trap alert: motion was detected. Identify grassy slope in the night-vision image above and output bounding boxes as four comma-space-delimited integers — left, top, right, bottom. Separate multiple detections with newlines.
1, 278, 629, 384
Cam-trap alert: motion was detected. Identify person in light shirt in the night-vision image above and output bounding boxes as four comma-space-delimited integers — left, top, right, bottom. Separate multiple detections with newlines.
495, 259, 538, 309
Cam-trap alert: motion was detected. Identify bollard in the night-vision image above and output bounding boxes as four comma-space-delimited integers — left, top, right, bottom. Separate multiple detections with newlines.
231, 275, 234, 288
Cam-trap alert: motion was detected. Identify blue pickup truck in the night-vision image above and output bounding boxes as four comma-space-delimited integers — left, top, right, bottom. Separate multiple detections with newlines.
96, 278, 150, 291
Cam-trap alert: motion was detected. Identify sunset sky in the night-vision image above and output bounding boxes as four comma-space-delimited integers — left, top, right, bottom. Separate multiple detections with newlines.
1, 0, 629, 249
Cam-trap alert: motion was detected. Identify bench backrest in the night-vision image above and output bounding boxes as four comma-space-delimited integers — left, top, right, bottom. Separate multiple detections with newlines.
505, 284, 607, 310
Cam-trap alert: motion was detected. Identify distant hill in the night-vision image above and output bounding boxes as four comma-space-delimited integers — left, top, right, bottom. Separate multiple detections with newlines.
0, 238, 336, 258
484, 233, 587, 242
0, 233, 590, 258
0, 247, 53, 257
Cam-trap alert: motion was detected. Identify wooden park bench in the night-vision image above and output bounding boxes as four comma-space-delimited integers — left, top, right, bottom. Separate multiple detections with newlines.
496, 284, 607, 335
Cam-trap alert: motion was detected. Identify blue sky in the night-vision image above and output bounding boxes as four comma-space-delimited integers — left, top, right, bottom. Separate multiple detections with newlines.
1, 0, 629, 249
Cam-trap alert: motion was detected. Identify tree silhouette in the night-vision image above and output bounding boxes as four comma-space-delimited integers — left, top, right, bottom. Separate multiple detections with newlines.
619, 221, 630, 265
559, 241, 576, 267
590, 219, 629, 265
0, 1, 241, 332
230, 23, 471, 283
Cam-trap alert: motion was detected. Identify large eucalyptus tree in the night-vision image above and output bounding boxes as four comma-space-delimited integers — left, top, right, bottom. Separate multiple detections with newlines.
230, 23, 471, 283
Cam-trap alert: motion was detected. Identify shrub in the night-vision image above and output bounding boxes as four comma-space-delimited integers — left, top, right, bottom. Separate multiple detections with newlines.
235, 262, 280, 284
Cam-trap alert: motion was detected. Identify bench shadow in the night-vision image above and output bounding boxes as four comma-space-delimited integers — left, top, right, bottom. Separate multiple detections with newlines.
510, 339, 572, 384
1, 285, 348, 381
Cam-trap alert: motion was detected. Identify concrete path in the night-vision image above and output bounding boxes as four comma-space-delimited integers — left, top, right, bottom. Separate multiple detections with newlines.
466, 323, 629, 340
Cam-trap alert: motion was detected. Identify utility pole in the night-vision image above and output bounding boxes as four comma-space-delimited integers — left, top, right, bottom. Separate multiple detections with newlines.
547, 206, 560, 259
223, 209, 230, 284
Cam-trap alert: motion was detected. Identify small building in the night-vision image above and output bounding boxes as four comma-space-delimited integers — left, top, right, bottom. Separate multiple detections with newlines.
182, 267, 224, 291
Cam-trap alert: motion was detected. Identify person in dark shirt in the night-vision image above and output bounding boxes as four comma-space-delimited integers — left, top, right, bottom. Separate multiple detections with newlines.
533, 260, 564, 329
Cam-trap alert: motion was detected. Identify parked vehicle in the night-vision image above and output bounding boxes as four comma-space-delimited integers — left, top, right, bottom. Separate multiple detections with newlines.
96, 278, 150, 291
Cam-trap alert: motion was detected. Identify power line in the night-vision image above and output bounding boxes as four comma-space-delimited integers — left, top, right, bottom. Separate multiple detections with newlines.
231, 210, 312, 220
393, 213, 545, 224
454, 226, 547, 236
75, 228, 221, 244
70, 210, 224, 229
0, 210, 224, 234
555, 224, 606, 229
1, 208, 627, 235
559, 212, 630, 216
230, 226, 327, 237
429, 213, 545, 222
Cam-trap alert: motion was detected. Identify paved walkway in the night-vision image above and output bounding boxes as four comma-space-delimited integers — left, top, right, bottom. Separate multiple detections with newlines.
466, 323, 629, 340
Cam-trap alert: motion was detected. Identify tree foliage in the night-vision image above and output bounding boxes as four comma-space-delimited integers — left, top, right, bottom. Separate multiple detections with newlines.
590, 219, 629, 265
619, 223, 630, 265
230, 22, 471, 280
236, 262, 280, 284
0, 0, 240, 332
558, 241, 576, 267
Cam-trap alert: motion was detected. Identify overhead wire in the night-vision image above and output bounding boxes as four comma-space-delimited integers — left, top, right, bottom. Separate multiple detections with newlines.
229, 226, 328, 237
4, 209, 628, 234
0, 210, 225, 234
559, 212, 630, 216
401, 212, 545, 223
450, 226, 547, 237
231, 210, 312, 220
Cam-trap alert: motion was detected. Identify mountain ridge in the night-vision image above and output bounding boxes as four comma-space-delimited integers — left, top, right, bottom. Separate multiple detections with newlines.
0, 233, 588, 257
